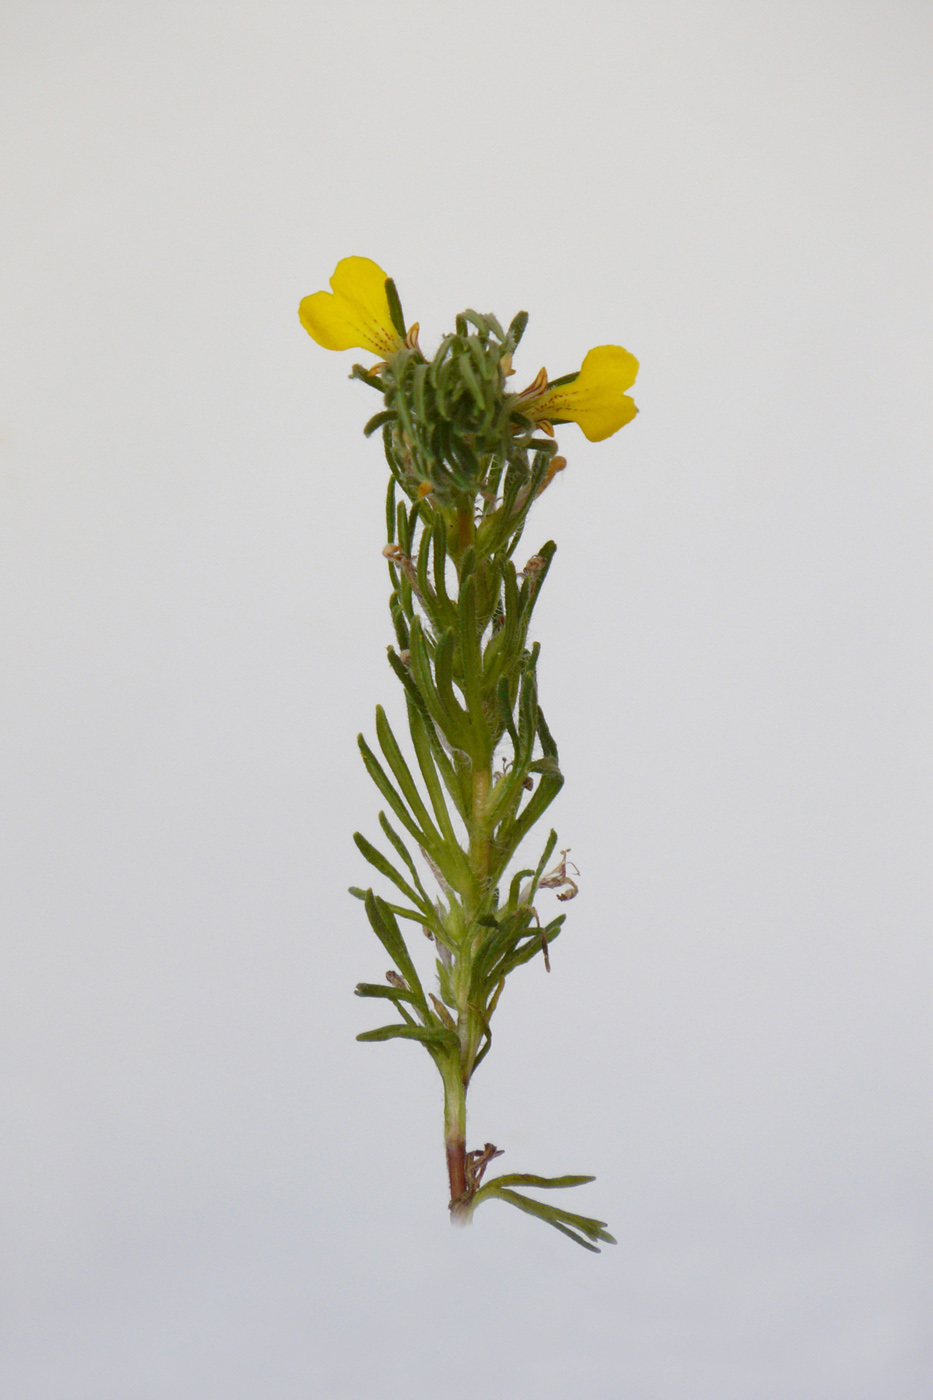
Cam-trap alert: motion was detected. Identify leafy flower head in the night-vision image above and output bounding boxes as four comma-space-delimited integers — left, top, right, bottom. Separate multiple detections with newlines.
299, 256, 408, 357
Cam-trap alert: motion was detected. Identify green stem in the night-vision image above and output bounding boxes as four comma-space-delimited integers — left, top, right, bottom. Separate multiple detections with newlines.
469, 763, 491, 891
446, 498, 494, 1220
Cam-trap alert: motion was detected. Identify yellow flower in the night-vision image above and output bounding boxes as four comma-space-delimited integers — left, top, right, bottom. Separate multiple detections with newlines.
518, 345, 639, 442
299, 256, 406, 357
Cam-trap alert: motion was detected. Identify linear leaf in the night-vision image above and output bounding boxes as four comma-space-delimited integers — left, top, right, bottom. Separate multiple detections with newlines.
482, 1186, 615, 1252
356, 1023, 459, 1051
536, 704, 558, 759
431, 627, 474, 753
495, 915, 565, 978
377, 812, 434, 909
408, 619, 464, 749
497, 675, 520, 749
354, 982, 419, 1005
406, 700, 466, 841
363, 890, 428, 1013
431, 515, 455, 621
489, 1173, 596, 1190
514, 827, 560, 909
521, 540, 556, 628
412, 700, 470, 820
358, 734, 429, 849
353, 832, 434, 917
493, 770, 564, 878
375, 706, 443, 849
457, 573, 490, 756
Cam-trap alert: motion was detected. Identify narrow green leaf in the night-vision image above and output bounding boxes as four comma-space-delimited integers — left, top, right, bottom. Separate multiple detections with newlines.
497, 676, 520, 749
415, 517, 435, 616
351, 364, 386, 392
521, 540, 556, 625
364, 410, 396, 437
434, 629, 473, 747
493, 770, 564, 878
431, 515, 453, 617
358, 734, 429, 849
536, 704, 558, 760
480, 1186, 615, 1251
507, 310, 529, 349
354, 982, 418, 1005
507, 865, 536, 911
407, 619, 448, 737
456, 351, 486, 412
382, 423, 405, 487
386, 644, 424, 707
487, 1189, 601, 1251
515, 654, 539, 756
377, 812, 434, 909
356, 1022, 460, 1051
375, 706, 443, 849
526, 828, 559, 903
486, 758, 530, 832
495, 914, 565, 978
488, 1173, 596, 1190
396, 500, 411, 555
411, 361, 428, 421
386, 476, 397, 545
378, 898, 437, 927
469, 907, 535, 999
363, 889, 428, 1012
406, 701, 464, 844
498, 561, 521, 668
466, 338, 496, 405
390, 604, 410, 651
414, 622, 472, 754
456, 573, 491, 757
407, 500, 422, 547
384, 277, 407, 339
353, 831, 434, 917
409, 699, 469, 823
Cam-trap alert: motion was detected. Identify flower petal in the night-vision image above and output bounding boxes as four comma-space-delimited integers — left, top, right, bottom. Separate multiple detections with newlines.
298, 256, 402, 356
531, 346, 639, 442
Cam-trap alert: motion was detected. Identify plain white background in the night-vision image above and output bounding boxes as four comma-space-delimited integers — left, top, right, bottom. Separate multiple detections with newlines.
1, 2, 930, 1396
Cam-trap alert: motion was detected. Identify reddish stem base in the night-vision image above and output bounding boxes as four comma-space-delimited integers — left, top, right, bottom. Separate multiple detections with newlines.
446, 1134, 467, 1204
